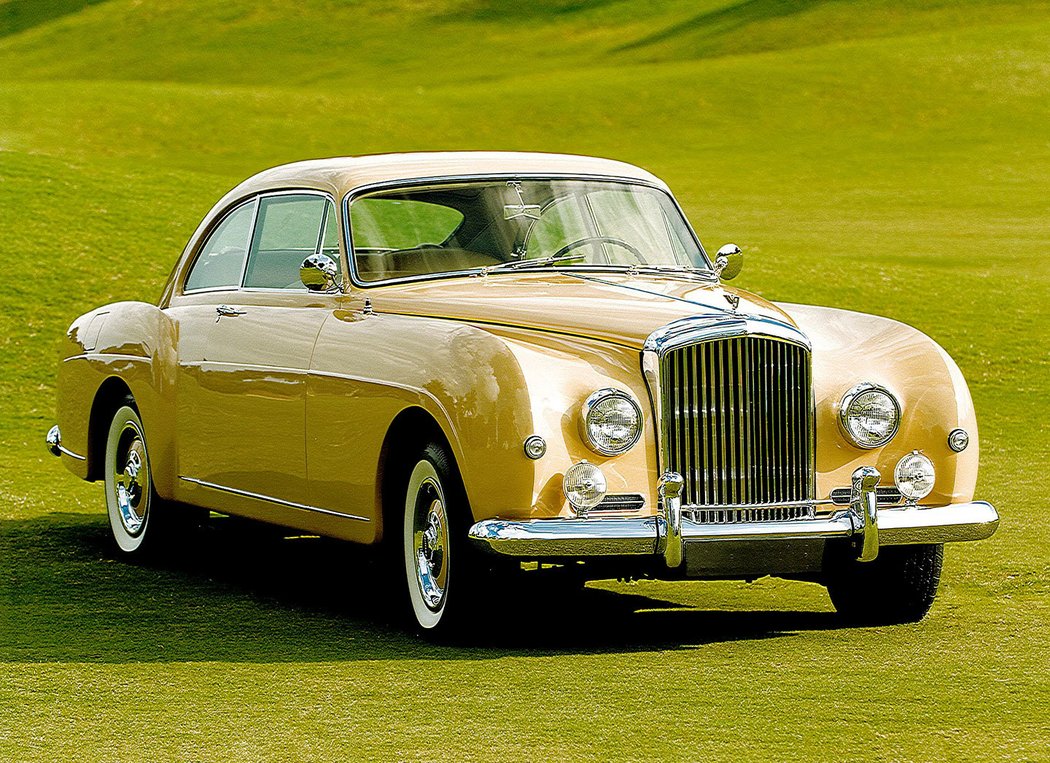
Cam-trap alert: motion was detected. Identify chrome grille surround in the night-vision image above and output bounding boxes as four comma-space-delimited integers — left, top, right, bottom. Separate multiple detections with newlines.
642, 315, 815, 523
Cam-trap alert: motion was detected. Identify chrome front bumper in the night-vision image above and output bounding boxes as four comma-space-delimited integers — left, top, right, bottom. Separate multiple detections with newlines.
468, 468, 999, 570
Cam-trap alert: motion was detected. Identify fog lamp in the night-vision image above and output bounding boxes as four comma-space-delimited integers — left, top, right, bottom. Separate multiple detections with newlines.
563, 461, 607, 513
895, 451, 935, 503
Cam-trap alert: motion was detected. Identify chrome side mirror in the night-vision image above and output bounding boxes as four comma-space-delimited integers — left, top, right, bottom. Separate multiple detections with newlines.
300, 254, 341, 292
714, 243, 743, 280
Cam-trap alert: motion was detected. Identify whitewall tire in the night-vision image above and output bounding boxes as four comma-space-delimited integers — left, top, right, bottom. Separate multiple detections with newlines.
104, 405, 156, 554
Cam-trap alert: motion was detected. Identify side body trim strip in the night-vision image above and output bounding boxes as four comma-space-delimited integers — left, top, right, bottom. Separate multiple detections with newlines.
178, 475, 370, 522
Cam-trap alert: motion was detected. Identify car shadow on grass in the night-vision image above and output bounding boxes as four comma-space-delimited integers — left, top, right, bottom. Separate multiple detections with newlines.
0, 512, 845, 662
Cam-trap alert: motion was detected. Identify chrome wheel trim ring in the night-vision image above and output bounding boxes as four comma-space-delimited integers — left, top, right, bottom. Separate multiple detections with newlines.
412, 476, 449, 612
114, 422, 150, 537
403, 460, 451, 628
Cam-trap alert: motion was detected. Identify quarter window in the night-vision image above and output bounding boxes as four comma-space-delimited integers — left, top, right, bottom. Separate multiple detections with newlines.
184, 202, 254, 292
243, 194, 329, 289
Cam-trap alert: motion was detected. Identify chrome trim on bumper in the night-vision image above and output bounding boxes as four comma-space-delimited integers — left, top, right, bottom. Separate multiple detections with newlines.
468, 469, 999, 565
45, 425, 86, 461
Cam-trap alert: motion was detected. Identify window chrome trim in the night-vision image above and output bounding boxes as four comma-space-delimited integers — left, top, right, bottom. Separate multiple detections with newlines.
178, 476, 369, 522
341, 173, 714, 290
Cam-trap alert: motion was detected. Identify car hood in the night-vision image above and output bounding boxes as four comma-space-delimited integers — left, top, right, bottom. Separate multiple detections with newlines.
368, 272, 800, 349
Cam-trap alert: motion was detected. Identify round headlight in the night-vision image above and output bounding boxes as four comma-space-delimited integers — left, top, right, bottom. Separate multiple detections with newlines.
581, 388, 642, 456
563, 461, 607, 512
839, 382, 900, 449
895, 451, 935, 502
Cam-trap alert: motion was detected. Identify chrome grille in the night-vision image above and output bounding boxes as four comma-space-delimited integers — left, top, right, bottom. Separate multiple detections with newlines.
661, 336, 814, 512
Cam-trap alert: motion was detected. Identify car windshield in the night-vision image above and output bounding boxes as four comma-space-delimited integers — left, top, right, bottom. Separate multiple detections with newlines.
348, 179, 709, 283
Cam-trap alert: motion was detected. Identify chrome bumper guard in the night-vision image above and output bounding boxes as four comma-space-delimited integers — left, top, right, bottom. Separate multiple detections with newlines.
468, 467, 999, 566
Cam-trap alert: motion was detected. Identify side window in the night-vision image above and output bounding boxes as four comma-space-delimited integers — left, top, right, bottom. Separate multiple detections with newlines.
184, 202, 254, 291
243, 194, 328, 290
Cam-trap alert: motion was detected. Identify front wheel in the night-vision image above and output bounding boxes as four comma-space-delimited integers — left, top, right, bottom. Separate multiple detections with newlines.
400, 442, 476, 633
825, 544, 944, 625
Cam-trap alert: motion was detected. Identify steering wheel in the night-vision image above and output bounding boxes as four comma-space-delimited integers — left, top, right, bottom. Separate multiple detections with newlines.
552, 236, 645, 264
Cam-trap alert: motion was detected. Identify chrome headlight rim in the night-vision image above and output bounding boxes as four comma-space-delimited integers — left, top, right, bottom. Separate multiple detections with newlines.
580, 387, 643, 457
838, 381, 901, 450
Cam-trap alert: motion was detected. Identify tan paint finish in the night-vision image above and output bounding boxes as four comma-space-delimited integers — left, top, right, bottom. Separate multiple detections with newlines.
781, 303, 979, 506
54, 153, 982, 546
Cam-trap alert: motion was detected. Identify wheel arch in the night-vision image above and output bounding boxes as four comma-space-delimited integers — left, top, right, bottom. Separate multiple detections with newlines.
376, 406, 466, 545
86, 376, 135, 481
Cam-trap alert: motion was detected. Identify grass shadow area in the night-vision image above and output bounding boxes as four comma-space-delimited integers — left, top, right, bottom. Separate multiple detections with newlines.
0, 0, 110, 39
0, 511, 845, 663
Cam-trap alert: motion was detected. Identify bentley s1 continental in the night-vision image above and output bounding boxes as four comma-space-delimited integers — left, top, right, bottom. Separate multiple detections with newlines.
47, 152, 999, 632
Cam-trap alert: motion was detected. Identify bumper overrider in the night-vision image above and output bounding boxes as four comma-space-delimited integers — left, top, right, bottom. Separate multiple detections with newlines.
468, 467, 999, 571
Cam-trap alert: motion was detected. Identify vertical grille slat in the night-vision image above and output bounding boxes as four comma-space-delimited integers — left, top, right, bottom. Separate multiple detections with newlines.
661, 335, 813, 518
742, 339, 752, 506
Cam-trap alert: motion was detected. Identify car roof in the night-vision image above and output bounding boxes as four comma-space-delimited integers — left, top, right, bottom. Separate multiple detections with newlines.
160, 152, 671, 306
222, 152, 667, 202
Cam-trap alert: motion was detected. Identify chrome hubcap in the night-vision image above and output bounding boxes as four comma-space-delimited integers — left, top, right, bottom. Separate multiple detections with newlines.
114, 425, 149, 536
412, 478, 449, 611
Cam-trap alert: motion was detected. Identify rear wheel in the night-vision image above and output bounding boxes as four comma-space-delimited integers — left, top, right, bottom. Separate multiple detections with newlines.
826, 544, 944, 625
398, 442, 477, 633
104, 403, 200, 555
104, 405, 158, 553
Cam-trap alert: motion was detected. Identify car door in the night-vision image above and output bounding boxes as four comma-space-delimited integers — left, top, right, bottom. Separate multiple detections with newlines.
173, 191, 341, 507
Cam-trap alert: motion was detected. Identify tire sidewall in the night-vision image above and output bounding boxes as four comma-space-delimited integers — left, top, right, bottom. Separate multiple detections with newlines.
402, 454, 451, 631
104, 405, 152, 554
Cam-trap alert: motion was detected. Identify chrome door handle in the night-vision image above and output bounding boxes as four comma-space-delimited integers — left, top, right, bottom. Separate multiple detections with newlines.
215, 304, 247, 321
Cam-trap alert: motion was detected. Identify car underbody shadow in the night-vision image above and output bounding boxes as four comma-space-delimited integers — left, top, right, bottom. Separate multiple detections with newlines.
0, 511, 845, 663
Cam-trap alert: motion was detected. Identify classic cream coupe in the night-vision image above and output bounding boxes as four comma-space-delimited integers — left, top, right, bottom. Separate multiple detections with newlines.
48, 152, 999, 632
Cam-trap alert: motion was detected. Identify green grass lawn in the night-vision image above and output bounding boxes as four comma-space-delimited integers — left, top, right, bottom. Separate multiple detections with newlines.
1, 0, 1048, 759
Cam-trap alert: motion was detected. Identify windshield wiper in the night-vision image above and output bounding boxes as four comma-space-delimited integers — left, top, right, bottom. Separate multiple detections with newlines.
482, 253, 589, 272
477, 258, 713, 278
626, 263, 707, 275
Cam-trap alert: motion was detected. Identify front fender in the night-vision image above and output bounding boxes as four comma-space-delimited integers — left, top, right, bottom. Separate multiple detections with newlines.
777, 303, 979, 505
482, 326, 657, 519
308, 312, 657, 529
